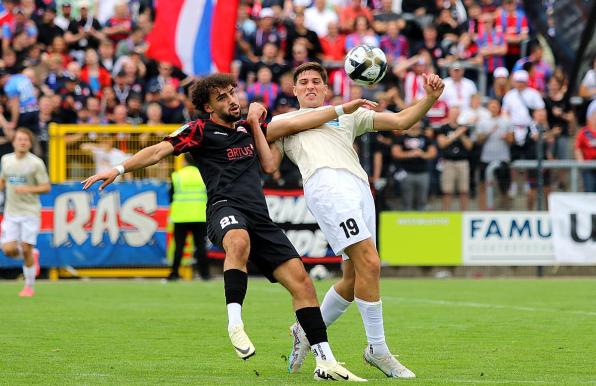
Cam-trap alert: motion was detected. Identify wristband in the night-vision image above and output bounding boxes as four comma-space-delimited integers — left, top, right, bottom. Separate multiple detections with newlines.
334, 105, 345, 117
114, 165, 125, 175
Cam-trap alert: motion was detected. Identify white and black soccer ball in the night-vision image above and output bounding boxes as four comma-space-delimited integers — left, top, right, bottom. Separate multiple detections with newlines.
344, 44, 388, 86
309, 264, 329, 281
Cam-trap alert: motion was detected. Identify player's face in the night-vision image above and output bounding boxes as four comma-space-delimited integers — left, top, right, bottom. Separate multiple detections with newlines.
294, 70, 327, 108
13, 132, 32, 153
207, 85, 241, 123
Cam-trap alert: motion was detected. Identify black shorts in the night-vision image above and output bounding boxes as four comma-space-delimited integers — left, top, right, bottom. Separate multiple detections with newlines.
207, 205, 299, 282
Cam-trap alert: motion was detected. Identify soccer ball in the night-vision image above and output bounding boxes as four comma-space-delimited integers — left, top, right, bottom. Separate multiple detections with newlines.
309, 264, 330, 281
344, 44, 388, 86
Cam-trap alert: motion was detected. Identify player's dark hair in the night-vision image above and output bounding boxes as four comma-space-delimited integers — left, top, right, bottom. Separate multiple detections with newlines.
190, 73, 237, 113
293, 62, 328, 85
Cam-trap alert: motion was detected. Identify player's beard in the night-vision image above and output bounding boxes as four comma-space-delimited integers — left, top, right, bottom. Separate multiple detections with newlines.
220, 106, 241, 123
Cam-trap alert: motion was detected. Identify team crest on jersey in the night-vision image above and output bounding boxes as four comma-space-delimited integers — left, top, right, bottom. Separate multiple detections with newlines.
237, 126, 248, 133
326, 119, 340, 127
168, 124, 189, 137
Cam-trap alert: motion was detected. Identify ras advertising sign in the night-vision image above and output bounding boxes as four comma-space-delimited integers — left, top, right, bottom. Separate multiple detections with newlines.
549, 193, 596, 265
463, 212, 556, 265
0, 181, 169, 268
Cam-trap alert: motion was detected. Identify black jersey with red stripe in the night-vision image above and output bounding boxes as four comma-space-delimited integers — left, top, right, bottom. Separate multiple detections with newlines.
163, 118, 269, 215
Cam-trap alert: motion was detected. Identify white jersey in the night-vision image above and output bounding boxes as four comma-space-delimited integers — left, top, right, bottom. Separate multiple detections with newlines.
0, 152, 49, 216
272, 107, 375, 184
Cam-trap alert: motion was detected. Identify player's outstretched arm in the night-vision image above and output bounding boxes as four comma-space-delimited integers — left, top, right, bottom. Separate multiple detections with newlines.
373, 73, 445, 131
82, 141, 174, 191
265, 98, 378, 142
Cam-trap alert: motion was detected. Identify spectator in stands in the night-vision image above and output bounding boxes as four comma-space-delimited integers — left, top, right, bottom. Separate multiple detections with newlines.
81, 49, 111, 97
104, 1, 133, 45
320, 21, 346, 63
65, 1, 104, 61
247, 66, 279, 111
574, 102, 596, 192
2, 6, 37, 53
476, 13, 507, 87
54, 1, 73, 31
98, 38, 116, 72
273, 72, 299, 112
159, 84, 188, 124
513, 41, 552, 94
525, 109, 554, 210
345, 15, 379, 51
80, 134, 130, 177
379, 20, 409, 67
372, 0, 402, 34
146, 62, 180, 96
247, 8, 282, 58
579, 56, 596, 102
402, 56, 429, 106
489, 66, 509, 102
436, 8, 461, 46
305, 0, 337, 37
285, 10, 322, 61
413, 25, 444, 66
339, 0, 373, 33
289, 41, 310, 68
392, 121, 437, 210
115, 26, 147, 58
476, 99, 513, 209
0, 69, 39, 136
253, 42, 288, 83
36, 6, 63, 47
126, 94, 144, 125
437, 106, 473, 210
495, 0, 529, 71
441, 61, 478, 109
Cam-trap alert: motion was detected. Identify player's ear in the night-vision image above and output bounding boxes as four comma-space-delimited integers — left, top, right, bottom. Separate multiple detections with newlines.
293, 85, 297, 97
203, 103, 213, 114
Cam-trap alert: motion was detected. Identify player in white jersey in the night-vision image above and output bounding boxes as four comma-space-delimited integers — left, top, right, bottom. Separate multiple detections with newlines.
264, 62, 444, 378
0, 128, 51, 297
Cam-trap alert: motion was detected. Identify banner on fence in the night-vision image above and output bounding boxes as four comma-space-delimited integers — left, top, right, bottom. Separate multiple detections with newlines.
549, 193, 596, 265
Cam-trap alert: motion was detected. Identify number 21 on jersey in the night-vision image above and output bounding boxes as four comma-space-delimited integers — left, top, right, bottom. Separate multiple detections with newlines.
220, 216, 239, 229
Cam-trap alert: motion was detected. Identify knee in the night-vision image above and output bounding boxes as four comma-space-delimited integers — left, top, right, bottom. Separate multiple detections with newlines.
224, 234, 250, 262
356, 252, 381, 279
2, 245, 18, 257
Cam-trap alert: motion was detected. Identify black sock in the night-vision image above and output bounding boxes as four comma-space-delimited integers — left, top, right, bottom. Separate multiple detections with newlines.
296, 307, 328, 346
224, 269, 248, 305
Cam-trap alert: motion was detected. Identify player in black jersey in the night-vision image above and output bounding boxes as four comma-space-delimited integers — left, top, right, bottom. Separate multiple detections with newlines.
82, 73, 376, 381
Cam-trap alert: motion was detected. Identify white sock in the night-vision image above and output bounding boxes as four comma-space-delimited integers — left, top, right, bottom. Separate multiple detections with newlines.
23, 265, 36, 288
355, 297, 389, 356
227, 303, 243, 330
311, 342, 336, 363
320, 286, 352, 327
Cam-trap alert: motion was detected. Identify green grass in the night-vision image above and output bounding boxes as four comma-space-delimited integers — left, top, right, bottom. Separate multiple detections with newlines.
1, 278, 595, 385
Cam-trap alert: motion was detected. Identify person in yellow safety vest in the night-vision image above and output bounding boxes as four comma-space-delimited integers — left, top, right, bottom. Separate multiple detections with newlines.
167, 153, 210, 281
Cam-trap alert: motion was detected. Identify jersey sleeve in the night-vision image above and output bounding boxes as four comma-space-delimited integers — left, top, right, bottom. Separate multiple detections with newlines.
351, 107, 376, 137
33, 159, 50, 185
4, 79, 17, 98
162, 120, 205, 156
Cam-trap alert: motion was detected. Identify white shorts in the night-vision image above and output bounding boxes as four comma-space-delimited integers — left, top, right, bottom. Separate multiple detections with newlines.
0, 215, 41, 246
304, 168, 376, 260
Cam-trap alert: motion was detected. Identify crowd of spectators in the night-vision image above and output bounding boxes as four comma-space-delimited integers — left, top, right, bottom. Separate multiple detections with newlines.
0, 0, 595, 211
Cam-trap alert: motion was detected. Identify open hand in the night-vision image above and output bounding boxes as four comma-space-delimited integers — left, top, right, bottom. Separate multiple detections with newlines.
81, 169, 119, 191
341, 98, 379, 114
422, 73, 445, 100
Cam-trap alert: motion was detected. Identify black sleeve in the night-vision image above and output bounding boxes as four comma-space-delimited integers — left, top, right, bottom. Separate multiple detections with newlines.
163, 120, 205, 155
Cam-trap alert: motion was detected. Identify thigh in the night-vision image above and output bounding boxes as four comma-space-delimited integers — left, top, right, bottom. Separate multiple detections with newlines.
207, 207, 249, 248
1, 216, 22, 245
249, 218, 300, 283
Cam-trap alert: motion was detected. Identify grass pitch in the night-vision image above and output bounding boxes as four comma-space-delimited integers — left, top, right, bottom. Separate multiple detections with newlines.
1, 278, 595, 385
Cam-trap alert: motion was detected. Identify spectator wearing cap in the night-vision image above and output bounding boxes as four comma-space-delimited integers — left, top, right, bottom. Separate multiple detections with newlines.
285, 10, 322, 61
392, 120, 437, 210
345, 15, 379, 51
437, 105, 474, 210
574, 101, 596, 192
54, 1, 73, 31
475, 13, 507, 85
502, 70, 545, 147
489, 66, 510, 103
103, 2, 133, 45
246, 8, 282, 59
513, 41, 552, 94
81, 49, 112, 97
305, 0, 338, 37
65, 0, 104, 59
2, 6, 38, 52
0, 68, 40, 138
495, 0, 529, 71
36, 6, 63, 47
379, 20, 409, 66
246, 66, 279, 111
339, 0, 373, 33
440, 61, 478, 109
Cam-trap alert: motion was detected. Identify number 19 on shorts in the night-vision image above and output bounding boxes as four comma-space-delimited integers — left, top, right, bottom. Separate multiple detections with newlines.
339, 218, 359, 239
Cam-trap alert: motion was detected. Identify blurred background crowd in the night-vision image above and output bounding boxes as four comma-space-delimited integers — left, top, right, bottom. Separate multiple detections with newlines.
0, 0, 595, 212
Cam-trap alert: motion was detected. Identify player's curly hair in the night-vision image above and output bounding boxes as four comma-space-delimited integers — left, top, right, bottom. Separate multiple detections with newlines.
293, 62, 328, 85
190, 74, 238, 113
